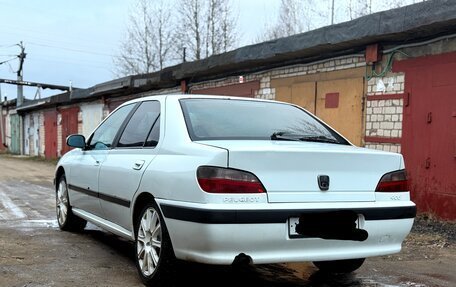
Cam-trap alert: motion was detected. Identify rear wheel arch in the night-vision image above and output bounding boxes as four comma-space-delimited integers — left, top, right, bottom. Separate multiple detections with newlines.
132, 192, 157, 235
132, 192, 175, 254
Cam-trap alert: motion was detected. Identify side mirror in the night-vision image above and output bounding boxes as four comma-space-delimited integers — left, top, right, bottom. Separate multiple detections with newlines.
66, 134, 86, 149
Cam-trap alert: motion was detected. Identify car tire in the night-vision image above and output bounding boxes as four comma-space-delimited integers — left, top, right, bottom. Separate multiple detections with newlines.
135, 201, 175, 286
313, 258, 365, 274
56, 174, 87, 231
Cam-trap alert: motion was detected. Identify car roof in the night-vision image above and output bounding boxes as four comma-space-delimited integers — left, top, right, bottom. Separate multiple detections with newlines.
118, 94, 284, 108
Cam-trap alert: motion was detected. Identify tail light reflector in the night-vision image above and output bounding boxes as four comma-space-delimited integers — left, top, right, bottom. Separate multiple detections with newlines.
197, 166, 265, 193
376, 169, 408, 192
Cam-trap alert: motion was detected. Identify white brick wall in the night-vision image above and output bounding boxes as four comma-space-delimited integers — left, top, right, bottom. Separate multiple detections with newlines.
365, 143, 401, 153
78, 111, 83, 134
364, 52, 406, 153
57, 113, 62, 157
255, 76, 275, 100
367, 73, 405, 95
366, 99, 403, 138
270, 56, 365, 79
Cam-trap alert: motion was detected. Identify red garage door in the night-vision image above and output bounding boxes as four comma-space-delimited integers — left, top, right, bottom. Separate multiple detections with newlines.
60, 107, 79, 156
394, 52, 456, 220
191, 81, 260, 97
44, 110, 58, 159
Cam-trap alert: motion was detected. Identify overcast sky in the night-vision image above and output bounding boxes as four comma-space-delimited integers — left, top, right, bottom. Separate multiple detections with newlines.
0, 0, 283, 101
0, 0, 418, 101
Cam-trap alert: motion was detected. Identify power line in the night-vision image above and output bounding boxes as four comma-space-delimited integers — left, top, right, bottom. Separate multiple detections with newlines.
28, 42, 115, 57
0, 57, 17, 65
30, 52, 113, 66
27, 42, 140, 61
0, 44, 17, 48
0, 24, 114, 50
27, 57, 111, 71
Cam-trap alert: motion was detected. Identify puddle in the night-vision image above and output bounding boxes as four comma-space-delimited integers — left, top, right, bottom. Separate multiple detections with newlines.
0, 219, 59, 229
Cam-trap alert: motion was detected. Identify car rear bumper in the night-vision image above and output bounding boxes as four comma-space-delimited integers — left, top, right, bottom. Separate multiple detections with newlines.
157, 199, 415, 265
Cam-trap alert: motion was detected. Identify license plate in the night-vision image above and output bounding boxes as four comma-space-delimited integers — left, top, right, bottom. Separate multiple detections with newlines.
288, 215, 362, 239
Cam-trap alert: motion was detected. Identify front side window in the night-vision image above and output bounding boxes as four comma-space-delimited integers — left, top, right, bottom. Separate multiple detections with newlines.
180, 99, 348, 144
118, 101, 160, 148
88, 104, 135, 150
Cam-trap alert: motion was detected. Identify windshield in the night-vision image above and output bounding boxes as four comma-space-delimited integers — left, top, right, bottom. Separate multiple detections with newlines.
180, 98, 349, 145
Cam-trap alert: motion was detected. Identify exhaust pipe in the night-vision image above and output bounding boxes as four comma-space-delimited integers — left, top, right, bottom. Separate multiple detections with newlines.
232, 253, 253, 267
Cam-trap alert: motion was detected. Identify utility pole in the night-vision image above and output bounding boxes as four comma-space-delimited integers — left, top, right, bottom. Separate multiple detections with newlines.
16, 41, 26, 107
331, 0, 335, 25
16, 41, 26, 155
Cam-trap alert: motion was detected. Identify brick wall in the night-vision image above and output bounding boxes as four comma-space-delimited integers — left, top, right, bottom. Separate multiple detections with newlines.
57, 113, 62, 157
367, 74, 405, 95
255, 76, 274, 100
365, 143, 401, 153
78, 111, 83, 134
364, 56, 405, 153
365, 99, 403, 138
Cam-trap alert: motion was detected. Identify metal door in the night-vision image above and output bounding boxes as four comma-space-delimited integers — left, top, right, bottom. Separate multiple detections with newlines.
272, 76, 363, 145
191, 81, 260, 97
60, 107, 79, 155
394, 52, 456, 220
23, 114, 30, 155
316, 78, 364, 146
275, 82, 316, 113
81, 104, 103, 138
9, 114, 20, 154
32, 113, 40, 156
44, 110, 57, 159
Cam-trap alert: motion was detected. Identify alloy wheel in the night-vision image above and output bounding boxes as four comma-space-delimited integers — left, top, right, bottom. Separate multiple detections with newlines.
56, 179, 69, 226
137, 207, 162, 276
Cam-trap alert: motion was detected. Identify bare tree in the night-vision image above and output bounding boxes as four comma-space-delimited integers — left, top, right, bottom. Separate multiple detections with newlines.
204, 0, 238, 57
219, 0, 237, 53
175, 0, 205, 61
114, 0, 175, 76
257, 0, 314, 42
153, 1, 175, 70
176, 0, 238, 61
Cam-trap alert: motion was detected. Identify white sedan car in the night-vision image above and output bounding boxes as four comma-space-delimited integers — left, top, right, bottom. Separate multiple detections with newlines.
55, 95, 415, 286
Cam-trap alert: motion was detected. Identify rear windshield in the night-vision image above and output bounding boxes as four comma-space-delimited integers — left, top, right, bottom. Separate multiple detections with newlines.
180, 98, 348, 144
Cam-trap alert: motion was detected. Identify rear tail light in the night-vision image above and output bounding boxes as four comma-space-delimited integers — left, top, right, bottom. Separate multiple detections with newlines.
197, 166, 266, 193
375, 169, 408, 192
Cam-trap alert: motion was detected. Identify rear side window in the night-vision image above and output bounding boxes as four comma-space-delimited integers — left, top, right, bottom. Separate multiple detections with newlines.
180, 99, 348, 144
117, 101, 160, 148
144, 115, 160, 147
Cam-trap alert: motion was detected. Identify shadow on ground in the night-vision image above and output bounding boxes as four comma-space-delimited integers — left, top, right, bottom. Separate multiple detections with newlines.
83, 228, 370, 287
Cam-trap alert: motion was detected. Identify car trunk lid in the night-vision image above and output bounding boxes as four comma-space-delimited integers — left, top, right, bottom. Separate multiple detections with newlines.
197, 140, 402, 203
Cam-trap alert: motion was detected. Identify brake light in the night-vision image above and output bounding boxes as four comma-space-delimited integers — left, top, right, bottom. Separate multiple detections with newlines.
197, 166, 265, 193
376, 169, 408, 192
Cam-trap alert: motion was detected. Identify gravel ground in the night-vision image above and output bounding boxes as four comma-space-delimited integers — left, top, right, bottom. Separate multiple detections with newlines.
0, 154, 455, 287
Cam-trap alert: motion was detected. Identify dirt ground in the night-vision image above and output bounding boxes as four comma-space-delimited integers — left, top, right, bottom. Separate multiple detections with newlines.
0, 154, 455, 287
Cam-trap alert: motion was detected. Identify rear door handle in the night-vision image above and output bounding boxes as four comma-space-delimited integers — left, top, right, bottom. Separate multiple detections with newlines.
133, 160, 145, 170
